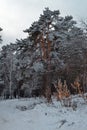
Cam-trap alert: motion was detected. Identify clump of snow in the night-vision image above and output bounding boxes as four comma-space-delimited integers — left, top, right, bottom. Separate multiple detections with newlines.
0, 96, 87, 130
33, 62, 44, 72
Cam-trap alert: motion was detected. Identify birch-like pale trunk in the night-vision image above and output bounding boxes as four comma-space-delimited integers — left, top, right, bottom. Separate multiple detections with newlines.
9, 53, 13, 99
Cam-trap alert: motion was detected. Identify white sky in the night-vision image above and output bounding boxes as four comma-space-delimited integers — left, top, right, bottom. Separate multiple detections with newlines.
0, 0, 87, 46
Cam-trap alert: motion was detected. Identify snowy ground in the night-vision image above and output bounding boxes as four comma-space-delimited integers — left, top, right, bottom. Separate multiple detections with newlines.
0, 96, 87, 130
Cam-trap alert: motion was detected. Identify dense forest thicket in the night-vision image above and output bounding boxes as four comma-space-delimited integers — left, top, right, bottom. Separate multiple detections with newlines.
0, 8, 87, 100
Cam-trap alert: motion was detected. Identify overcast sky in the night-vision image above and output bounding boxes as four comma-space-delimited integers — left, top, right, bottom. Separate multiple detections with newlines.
0, 0, 87, 46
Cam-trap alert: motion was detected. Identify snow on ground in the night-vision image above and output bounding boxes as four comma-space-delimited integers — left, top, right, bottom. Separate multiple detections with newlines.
0, 96, 87, 130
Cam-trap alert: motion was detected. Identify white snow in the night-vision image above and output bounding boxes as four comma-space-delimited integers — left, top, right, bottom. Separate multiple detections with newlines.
0, 96, 87, 130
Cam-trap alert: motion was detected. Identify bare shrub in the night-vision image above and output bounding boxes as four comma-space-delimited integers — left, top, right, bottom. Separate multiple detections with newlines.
53, 79, 71, 107
71, 77, 83, 95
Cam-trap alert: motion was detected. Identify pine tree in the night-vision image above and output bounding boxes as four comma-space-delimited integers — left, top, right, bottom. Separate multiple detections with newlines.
0, 27, 2, 43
